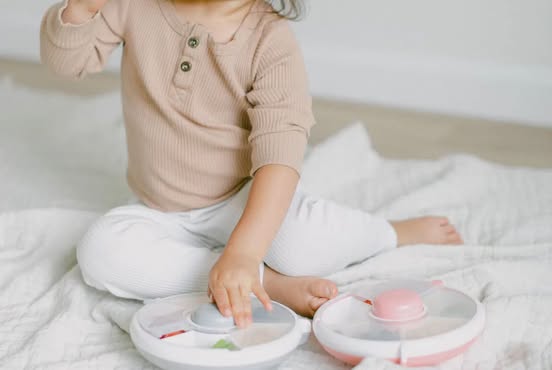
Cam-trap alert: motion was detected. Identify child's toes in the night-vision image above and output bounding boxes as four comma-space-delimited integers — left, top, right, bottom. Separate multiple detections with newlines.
309, 297, 330, 313
436, 216, 450, 226
447, 232, 463, 245
443, 224, 455, 233
309, 279, 337, 300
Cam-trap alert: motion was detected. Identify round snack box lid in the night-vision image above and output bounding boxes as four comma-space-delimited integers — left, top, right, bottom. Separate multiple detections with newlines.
130, 293, 311, 370
313, 280, 485, 367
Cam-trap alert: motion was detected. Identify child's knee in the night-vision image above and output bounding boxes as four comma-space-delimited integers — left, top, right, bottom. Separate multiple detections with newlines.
76, 211, 154, 297
264, 235, 332, 277
76, 216, 123, 294
76, 210, 210, 300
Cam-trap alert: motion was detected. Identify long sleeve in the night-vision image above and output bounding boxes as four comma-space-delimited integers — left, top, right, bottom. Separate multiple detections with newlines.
246, 19, 316, 176
40, 0, 130, 78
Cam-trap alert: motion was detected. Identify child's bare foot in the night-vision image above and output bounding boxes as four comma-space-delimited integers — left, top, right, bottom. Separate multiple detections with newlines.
263, 266, 338, 317
390, 216, 463, 246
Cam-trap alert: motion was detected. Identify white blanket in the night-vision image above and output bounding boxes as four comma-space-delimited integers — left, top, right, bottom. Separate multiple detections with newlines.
1, 78, 551, 370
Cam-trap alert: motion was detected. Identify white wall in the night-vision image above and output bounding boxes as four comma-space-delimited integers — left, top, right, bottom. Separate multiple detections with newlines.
292, 0, 552, 127
1, 0, 551, 127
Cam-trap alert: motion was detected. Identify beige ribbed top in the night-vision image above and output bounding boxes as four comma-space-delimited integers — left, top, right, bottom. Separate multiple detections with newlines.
40, 0, 315, 211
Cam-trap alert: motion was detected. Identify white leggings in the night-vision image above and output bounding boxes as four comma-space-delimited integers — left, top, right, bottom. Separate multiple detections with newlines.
76, 181, 397, 301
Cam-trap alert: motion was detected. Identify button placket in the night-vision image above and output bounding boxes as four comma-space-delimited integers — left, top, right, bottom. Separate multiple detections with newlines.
173, 27, 204, 89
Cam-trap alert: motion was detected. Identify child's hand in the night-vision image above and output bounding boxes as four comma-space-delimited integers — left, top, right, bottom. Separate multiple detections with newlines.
208, 251, 272, 328
72, 0, 110, 13
63, 0, 110, 24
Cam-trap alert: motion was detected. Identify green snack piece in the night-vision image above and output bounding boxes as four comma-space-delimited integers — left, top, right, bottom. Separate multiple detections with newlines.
212, 339, 238, 350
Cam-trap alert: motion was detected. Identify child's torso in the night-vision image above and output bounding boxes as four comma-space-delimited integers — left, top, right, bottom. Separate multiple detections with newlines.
118, 0, 274, 211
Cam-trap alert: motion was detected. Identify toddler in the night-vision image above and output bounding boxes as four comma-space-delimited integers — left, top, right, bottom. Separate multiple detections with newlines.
40, 0, 462, 328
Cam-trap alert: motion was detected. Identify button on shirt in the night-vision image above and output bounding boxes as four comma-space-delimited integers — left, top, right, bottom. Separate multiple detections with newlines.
180, 61, 191, 72
187, 37, 199, 48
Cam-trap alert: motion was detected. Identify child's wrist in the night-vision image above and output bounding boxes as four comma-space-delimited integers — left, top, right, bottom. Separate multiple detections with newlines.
62, 0, 99, 25
223, 244, 264, 265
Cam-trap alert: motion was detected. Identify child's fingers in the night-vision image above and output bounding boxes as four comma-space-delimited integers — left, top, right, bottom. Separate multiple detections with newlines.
211, 285, 231, 317
239, 285, 253, 325
228, 287, 246, 328
252, 281, 272, 312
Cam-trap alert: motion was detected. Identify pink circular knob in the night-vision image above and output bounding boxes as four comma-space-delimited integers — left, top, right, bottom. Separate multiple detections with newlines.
372, 289, 425, 321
